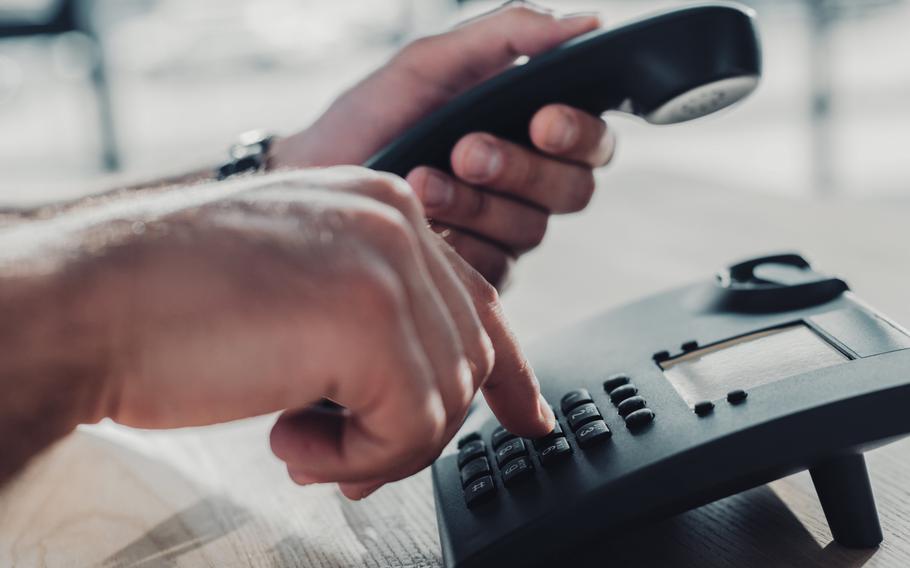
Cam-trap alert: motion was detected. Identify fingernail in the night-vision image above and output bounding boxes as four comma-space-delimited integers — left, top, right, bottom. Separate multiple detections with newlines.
463, 138, 501, 182
560, 11, 602, 24
416, 170, 453, 211
537, 393, 556, 431
291, 472, 320, 486
546, 110, 578, 151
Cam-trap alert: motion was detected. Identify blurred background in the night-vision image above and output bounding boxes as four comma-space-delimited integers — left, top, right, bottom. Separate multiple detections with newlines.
1, 0, 909, 201
1, 0, 908, 335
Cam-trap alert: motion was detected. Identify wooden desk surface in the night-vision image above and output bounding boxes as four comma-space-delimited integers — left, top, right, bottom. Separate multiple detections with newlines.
2, 170, 909, 567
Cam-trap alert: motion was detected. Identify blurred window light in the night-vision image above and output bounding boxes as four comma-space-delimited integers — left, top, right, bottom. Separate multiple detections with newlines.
103, 0, 416, 77
0, 0, 59, 21
0, 55, 23, 104
51, 30, 93, 79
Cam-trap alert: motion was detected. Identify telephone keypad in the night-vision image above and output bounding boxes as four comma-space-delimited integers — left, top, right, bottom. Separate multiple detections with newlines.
537, 436, 572, 465
464, 475, 496, 507
460, 457, 491, 487
575, 420, 611, 446
495, 438, 528, 466
491, 426, 516, 449
532, 421, 564, 448
567, 403, 602, 430
560, 389, 593, 413
457, 432, 481, 449
458, 440, 487, 467
501, 457, 533, 485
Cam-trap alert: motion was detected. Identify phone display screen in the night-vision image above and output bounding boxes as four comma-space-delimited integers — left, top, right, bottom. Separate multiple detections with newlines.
660, 324, 848, 407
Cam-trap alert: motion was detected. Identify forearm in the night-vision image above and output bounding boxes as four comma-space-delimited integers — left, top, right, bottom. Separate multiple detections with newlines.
0, 265, 112, 486
0, 163, 224, 231
0, 174, 293, 488
111, 167, 214, 194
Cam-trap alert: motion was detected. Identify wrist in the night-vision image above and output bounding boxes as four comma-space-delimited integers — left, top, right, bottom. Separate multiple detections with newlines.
0, 261, 118, 428
268, 132, 309, 171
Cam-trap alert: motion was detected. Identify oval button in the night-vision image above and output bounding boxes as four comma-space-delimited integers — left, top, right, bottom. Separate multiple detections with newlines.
625, 408, 655, 430
610, 384, 638, 404
616, 396, 646, 417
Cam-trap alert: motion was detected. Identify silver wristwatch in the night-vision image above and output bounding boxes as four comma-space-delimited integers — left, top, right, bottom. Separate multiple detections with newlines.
216, 130, 276, 180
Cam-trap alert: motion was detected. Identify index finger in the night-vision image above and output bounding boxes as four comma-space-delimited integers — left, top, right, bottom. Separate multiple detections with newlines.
433, 234, 555, 438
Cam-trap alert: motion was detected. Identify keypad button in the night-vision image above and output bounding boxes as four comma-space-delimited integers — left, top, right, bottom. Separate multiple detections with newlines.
566, 403, 602, 430
457, 432, 481, 449
501, 457, 533, 486
609, 384, 639, 404
560, 389, 593, 413
537, 437, 572, 466
603, 375, 630, 392
460, 457, 491, 487
491, 426, 516, 449
727, 389, 748, 404
625, 408, 655, 430
495, 438, 527, 466
653, 351, 671, 362
576, 420, 611, 446
681, 340, 699, 352
694, 401, 715, 416
532, 421, 564, 449
464, 475, 496, 507
458, 440, 486, 467
616, 396, 647, 417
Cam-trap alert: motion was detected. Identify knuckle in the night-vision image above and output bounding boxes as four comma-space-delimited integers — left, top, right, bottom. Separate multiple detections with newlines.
362, 173, 420, 216
451, 375, 474, 413
356, 204, 418, 252
472, 274, 501, 309
507, 3, 553, 22
403, 392, 447, 447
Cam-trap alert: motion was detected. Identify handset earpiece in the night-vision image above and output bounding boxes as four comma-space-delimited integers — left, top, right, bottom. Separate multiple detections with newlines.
643, 75, 759, 125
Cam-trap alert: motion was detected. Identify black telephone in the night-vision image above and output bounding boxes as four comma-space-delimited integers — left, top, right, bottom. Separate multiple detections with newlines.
358, 4, 910, 566
436, 254, 910, 566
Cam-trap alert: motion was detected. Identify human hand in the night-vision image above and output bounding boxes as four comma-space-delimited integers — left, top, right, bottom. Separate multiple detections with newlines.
272, 3, 616, 287
63, 168, 555, 498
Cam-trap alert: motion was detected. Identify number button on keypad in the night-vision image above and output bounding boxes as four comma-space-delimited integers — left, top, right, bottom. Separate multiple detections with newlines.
537, 436, 572, 466
576, 420, 611, 447
464, 475, 496, 507
495, 438, 527, 466
501, 457, 533, 486
567, 403, 602, 430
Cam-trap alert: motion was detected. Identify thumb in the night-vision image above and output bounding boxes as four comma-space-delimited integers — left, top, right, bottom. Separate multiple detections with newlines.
403, 4, 601, 93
